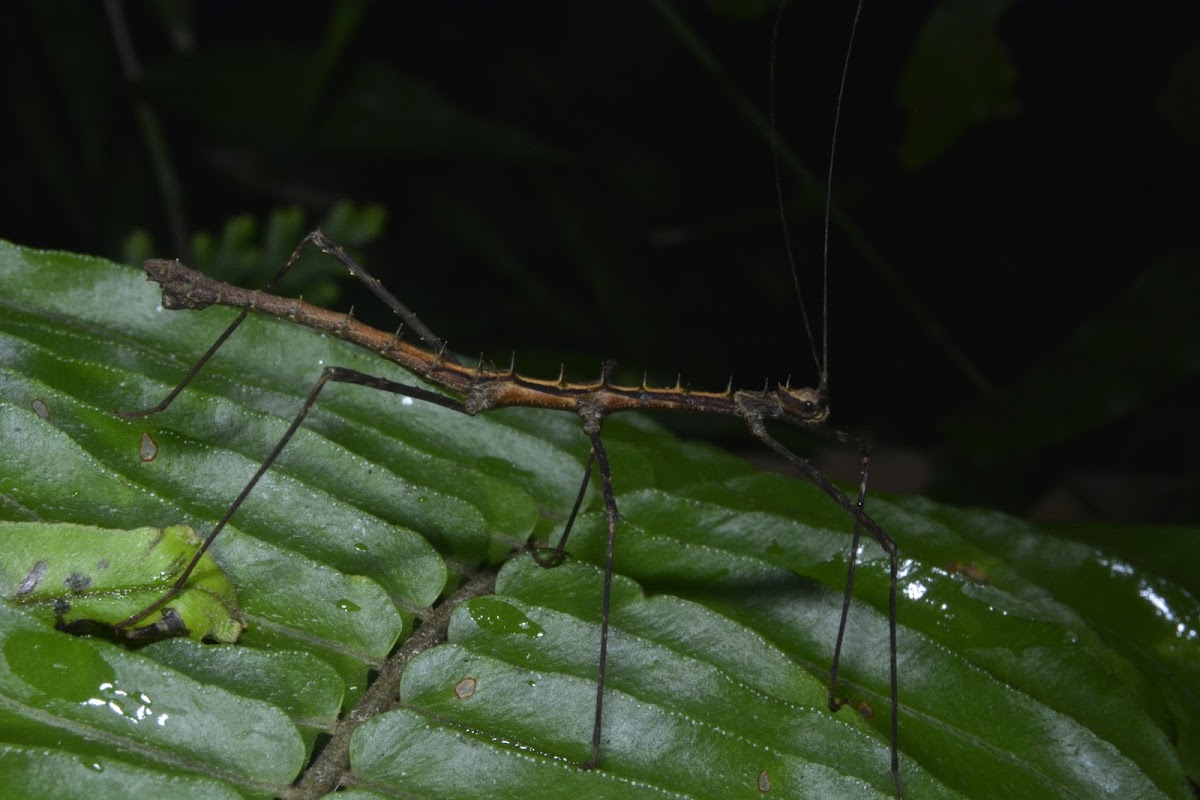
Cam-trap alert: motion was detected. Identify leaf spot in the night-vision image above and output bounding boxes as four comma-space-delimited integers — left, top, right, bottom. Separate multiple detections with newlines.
757, 769, 771, 793
16, 560, 48, 596
454, 677, 477, 700
30, 398, 51, 420
139, 432, 159, 462
64, 572, 92, 592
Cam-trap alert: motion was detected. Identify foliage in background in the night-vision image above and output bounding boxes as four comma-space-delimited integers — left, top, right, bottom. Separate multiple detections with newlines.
122, 201, 387, 310
2, 1, 1198, 524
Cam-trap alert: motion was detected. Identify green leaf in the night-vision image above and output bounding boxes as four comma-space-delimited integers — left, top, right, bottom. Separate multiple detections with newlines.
0, 744, 246, 800
0, 604, 304, 794
897, 0, 1018, 168
0, 240, 1196, 798
0, 522, 243, 642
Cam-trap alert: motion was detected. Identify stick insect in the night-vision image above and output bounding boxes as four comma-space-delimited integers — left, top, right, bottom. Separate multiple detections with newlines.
112, 1, 903, 796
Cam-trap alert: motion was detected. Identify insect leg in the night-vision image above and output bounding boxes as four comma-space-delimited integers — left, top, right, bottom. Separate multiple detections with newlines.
303, 230, 457, 362
580, 423, 618, 770
113, 235, 327, 419
114, 232, 456, 421
528, 448, 595, 568
746, 422, 902, 797
112, 365, 468, 634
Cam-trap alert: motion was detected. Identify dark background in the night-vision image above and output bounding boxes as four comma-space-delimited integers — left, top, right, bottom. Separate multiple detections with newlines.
3, 0, 1199, 524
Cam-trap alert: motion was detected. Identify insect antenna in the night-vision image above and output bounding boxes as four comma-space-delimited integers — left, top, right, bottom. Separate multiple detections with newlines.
770, 0, 864, 397
771, 3, 903, 796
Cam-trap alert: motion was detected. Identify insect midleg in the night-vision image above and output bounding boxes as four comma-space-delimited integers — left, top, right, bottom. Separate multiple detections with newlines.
112, 364, 469, 632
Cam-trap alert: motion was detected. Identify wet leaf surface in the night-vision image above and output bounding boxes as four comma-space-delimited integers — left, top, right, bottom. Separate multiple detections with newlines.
0, 242, 1196, 798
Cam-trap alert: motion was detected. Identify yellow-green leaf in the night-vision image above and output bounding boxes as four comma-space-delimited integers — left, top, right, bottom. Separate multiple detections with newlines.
0, 522, 243, 643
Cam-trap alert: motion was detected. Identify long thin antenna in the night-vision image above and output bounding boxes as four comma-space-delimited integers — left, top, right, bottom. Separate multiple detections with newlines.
771, 0, 865, 396
769, 4, 821, 387
822, 0, 865, 395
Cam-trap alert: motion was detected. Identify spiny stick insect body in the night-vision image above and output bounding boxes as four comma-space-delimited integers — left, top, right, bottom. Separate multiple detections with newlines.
114, 2, 902, 796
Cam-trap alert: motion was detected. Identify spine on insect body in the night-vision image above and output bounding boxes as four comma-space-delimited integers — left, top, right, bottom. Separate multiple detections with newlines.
141, 259, 828, 427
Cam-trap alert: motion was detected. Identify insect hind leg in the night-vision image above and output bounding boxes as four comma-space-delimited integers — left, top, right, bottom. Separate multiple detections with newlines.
304, 230, 458, 363
113, 231, 457, 421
